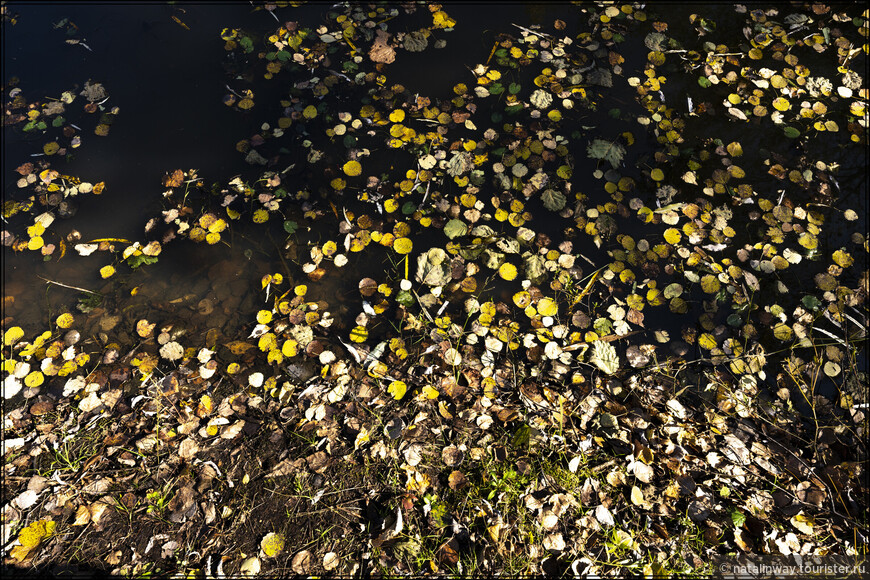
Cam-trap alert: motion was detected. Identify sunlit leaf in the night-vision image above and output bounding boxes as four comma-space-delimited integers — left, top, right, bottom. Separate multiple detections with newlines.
589, 340, 619, 375
4, 326, 25, 346
260, 532, 285, 557
350, 326, 368, 343
56, 313, 74, 329
343, 160, 362, 176
832, 249, 853, 268
24, 370, 44, 388
537, 297, 557, 317
388, 380, 407, 400
700, 275, 720, 294
498, 262, 518, 281
394, 237, 413, 254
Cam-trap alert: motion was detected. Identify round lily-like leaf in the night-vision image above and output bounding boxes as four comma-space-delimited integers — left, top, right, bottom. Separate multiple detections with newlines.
499, 262, 518, 281
343, 160, 362, 176
394, 237, 413, 254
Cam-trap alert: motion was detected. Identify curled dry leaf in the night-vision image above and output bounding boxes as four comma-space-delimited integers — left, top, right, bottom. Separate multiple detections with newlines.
323, 551, 339, 571
239, 556, 261, 577
441, 445, 463, 466
369, 29, 396, 64
291, 550, 313, 574
448, 470, 467, 490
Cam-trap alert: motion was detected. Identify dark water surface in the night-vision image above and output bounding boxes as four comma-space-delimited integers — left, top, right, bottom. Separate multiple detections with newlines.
3, 3, 867, 398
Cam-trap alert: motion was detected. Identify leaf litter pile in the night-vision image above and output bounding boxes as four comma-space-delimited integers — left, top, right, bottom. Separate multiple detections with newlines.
2, 2, 868, 577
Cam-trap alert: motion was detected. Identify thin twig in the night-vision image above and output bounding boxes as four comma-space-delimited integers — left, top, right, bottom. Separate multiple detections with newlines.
37, 275, 99, 295
511, 23, 552, 39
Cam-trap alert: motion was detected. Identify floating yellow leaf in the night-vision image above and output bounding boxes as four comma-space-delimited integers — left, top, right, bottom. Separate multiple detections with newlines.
700, 275, 720, 294
343, 160, 362, 176
422, 385, 439, 399
350, 326, 368, 343
43, 142, 60, 156
56, 313, 74, 329
773, 323, 793, 341
513, 291, 531, 308
24, 370, 44, 388
650, 168, 664, 181
394, 237, 413, 255
258, 333, 277, 352
389, 109, 405, 123
4, 326, 25, 346
726, 142, 743, 157
537, 297, 557, 317
257, 310, 273, 324
798, 232, 817, 249
281, 339, 298, 357
772, 97, 790, 111
832, 249, 853, 268
663, 228, 681, 245
499, 262, 518, 281
302, 105, 318, 119
698, 333, 717, 350
100, 265, 115, 279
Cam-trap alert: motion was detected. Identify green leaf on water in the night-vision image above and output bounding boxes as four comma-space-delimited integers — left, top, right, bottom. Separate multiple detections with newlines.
783, 126, 800, 139
587, 139, 626, 168
698, 76, 712, 88
284, 220, 299, 234
541, 189, 566, 211
444, 219, 468, 239
127, 255, 159, 269
802, 295, 821, 311
396, 290, 415, 307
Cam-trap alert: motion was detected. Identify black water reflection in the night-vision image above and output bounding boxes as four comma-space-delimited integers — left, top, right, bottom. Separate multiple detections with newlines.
3, 3, 866, 412
4, 3, 272, 238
